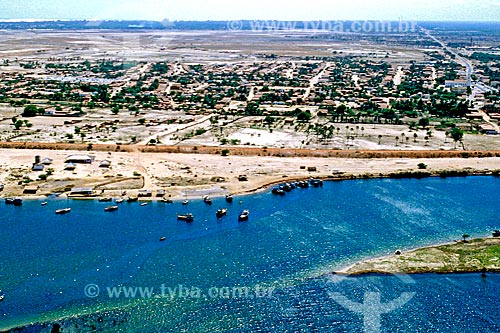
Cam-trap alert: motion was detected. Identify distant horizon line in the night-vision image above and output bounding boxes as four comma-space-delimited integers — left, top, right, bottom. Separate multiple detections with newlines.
0, 18, 499, 23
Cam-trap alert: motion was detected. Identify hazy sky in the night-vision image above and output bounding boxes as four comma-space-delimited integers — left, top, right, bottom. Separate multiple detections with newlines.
0, 0, 499, 21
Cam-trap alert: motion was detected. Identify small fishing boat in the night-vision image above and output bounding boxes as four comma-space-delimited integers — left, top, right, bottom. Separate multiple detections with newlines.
272, 187, 286, 196
225, 195, 233, 203
177, 213, 194, 223
238, 210, 249, 222
160, 237, 167, 242
182, 199, 189, 205
13, 198, 23, 206
55, 208, 71, 215
162, 197, 173, 203
216, 208, 228, 218
283, 183, 292, 192
203, 195, 212, 205
297, 181, 309, 189
141, 202, 148, 206
127, 197, 139, 202
98, 197, 112, 202
115, 198, 124, 204
493, 230, 500, 237
309, 178, 323, 187
41, 202, 48, 206
0, 293, 4, 302
104, 206, 119, 212
5, 198, 14, 205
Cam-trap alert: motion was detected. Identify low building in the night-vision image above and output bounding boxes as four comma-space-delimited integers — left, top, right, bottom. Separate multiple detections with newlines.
70, 187, 94, 196
32, 164, 44, 171
64, 162, 77, 171
99, 160, 111, 168
65, 154, 95, 164
138, 190, 153, 197
23, 185, 39, 194
41, 158, 53, 165
479, 124, 499, 135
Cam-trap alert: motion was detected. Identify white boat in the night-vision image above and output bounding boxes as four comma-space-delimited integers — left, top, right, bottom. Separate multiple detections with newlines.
115, 198, 124, 204
216, 208, 228, 218
141, 202, 148, 206
55, 208, 71, 215
177, 213, 194, 222
238, 210, 249, 221
104, 206, 119, 212
41, 202, 48, 206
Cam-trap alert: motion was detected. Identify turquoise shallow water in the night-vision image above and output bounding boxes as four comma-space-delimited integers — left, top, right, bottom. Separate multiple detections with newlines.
1, 176, 500, 332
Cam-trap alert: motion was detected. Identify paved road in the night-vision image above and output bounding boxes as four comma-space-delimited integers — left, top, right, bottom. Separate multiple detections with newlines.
422, 28, 474, 84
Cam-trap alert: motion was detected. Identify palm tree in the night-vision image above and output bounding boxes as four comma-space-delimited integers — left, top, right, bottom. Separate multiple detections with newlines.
462, 234, 470, 242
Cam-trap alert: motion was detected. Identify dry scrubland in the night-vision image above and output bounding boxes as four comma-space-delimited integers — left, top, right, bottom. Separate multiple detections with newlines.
339, 237, 500, 275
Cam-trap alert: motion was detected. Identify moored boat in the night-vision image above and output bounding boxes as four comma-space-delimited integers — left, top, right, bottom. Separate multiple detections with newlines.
309, 178, 323, 187
5, 198, 14, 205
493, 230, 500, 237
225, 194, 233, 203
13, 198, 23, 206
98, 197, 112, 202
104, 206, 119, 212
115, 198, 124, 204
177, 213, 194, 223
0, 292, 4, 302
203, 195, 212, 205
41, 202, 48, 206
162, 197, 173, 203
55, 208, 71, 215
127, 197, 139, 202
297, 181, 309, 188
160, 237, 166, 242
238, 210, 249, 222
216, 208, 228, 218
272, 187, 286, 196
182, 199, 189, 205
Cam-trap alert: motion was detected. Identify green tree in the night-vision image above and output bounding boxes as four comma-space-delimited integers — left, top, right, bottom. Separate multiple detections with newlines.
449, 127, 464, 149
297, 111, 311, 122
14, 120, 24, 130
418, 118, 430, 129
22, 104, 39, 117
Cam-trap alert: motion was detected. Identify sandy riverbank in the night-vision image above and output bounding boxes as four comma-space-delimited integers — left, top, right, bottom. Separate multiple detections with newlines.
0, 147, 500, 200
336, 237, 500, 275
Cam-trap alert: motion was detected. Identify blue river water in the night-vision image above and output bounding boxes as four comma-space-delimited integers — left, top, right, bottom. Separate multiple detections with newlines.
1, 176, 500, 332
